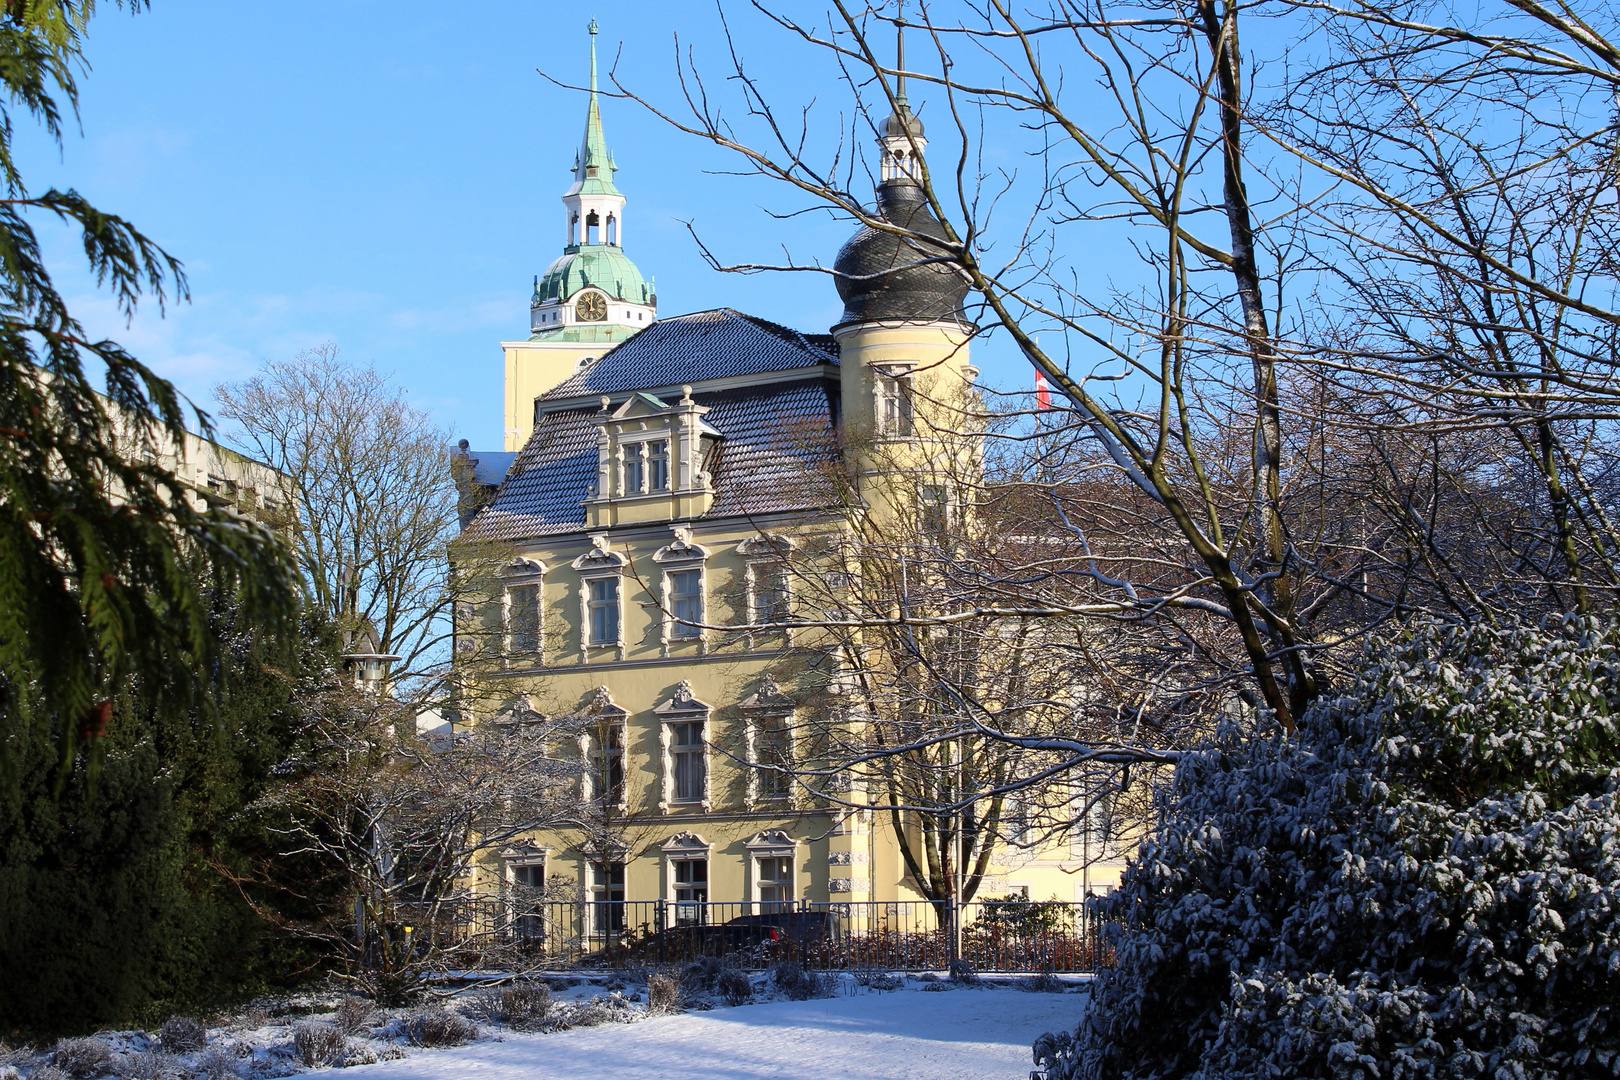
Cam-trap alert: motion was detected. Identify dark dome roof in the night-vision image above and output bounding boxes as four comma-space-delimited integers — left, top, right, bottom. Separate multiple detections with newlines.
832, 180, 971, 329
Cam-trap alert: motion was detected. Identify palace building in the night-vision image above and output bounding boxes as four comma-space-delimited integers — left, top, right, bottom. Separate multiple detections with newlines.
452, 23, 1122, 931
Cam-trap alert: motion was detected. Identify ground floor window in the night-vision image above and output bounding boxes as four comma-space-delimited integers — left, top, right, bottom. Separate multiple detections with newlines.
757, 856, 793, 913
509, 860, 545, 939
673, 858, 708, 925
590, 861, 625, 936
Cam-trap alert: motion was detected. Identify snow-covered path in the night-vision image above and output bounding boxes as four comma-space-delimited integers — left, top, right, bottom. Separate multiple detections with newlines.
359, 987, 1082, 1080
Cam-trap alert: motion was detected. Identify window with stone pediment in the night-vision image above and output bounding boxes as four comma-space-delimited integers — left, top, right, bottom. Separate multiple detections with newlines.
655, 682, 712, 810
577, 686, 628, 808
573, 537, 626, 653
662, 832, 711, 925
655, 526, 710, 649
737, 534, 795, 630
741, 673, 795, 804
500, 558, 545, 661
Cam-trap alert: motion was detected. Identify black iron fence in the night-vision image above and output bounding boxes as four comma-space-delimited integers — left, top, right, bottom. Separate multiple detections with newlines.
432, 896, 1113, 973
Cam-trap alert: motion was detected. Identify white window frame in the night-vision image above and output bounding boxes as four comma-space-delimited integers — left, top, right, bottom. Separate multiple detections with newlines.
874, 364, 915, 437
573, 536, 628, 660
745, 830, 798, 914
654, 682, 712, 812
618, 435, 673, 497
501, 845, 549, 940
584, 575, 621, 648
748, 710, 795, 805
740, 673, 796, 807
661, 832, 712, 925
654, 526, 710, 655
500, 558, 545, 664
665, 567, 704, 641
576, 686, 628, 810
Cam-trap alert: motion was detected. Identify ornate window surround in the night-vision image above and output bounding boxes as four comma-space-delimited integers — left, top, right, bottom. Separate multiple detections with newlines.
500, 557, 546, 667
872, 363, 916, 438
653, 524, 710, 655
572, 534, 627, 661
739, 673, 796, 808
574, 685, 629, 810
659, 831, 712, 912
654, 681, 712, 813
737, 533, 795, 644
745, 829, 799, 911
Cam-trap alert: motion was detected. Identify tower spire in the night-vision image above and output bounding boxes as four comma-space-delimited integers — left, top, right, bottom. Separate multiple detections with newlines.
879, 3, 926, 184
574, 19, 619, 195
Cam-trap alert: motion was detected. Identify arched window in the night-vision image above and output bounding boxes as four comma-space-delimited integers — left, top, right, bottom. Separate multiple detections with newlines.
606, 214, 618, 245
586, 210, 600, 245
570, 214, 580, 247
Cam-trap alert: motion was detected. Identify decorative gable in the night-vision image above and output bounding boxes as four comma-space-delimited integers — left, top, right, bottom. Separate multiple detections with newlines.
585, 385, 722, 527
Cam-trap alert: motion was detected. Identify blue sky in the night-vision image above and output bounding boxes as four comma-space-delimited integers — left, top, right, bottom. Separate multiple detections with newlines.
16, 1, 1043, 450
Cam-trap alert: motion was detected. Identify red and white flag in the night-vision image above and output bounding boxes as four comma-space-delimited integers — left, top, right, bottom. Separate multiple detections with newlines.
1034, 367, 1052, 410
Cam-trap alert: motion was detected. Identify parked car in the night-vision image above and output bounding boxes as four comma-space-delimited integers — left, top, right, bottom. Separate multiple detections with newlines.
633, 910, 838, 963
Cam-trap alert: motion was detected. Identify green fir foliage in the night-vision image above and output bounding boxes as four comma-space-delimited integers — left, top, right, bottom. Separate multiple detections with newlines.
0, 610, 337, 1041
0, 1, 300, 788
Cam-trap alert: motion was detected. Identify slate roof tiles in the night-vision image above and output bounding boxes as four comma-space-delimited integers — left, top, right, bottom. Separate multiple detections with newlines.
464, 309, 842, 543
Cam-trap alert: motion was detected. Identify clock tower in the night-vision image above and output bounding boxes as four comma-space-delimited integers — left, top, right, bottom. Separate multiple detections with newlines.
501, 20, 659, 450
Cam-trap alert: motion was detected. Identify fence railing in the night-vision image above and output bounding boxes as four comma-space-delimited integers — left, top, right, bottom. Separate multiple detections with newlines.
430, 896, 1113, 973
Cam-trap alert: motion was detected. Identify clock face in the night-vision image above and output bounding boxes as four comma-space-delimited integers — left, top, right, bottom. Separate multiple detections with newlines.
575, 292, 608, 322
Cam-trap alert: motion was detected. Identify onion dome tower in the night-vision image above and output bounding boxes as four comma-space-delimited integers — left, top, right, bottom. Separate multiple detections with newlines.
500, 21, 658, 450
831, 26, 976, 466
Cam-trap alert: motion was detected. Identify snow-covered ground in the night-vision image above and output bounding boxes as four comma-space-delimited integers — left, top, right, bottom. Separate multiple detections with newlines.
356, 987, 1082, 1080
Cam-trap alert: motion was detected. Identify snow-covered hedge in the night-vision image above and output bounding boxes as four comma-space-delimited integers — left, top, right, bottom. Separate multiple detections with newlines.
1042, 616, 1620, 1079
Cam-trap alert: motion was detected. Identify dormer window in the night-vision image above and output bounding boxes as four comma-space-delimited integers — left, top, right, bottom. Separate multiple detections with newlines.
620, 438, 671, 496
648, 439, 669, 491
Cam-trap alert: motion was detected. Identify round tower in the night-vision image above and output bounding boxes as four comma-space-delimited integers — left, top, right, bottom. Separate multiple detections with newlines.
831, 64, 976, 484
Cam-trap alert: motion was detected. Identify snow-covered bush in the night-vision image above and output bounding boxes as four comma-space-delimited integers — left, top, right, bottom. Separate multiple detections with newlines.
400, 1007, 477, 1048
29, 1067, 70, 1080
462, 984, 550, 1031
770, 961, 832, 1001
332, 999, 375, 1037
544, 994, 636, 1031
290, 1022, 347, 1068
158, 1017, 206, 1054
52, 1038, 112, 1079
716, 969, 752, 1007
1041, 616, 1620, 1080
114, 1052, 182, 1080
194, 1048, 242, 1080
646, 973, 679, 1014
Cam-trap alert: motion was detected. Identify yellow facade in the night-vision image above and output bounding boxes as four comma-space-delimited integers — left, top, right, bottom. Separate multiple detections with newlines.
456, 30, 1126, 924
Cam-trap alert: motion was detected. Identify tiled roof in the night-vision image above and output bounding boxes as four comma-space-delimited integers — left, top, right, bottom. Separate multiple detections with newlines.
539, 308, 838, 400
464, 379, 840, 542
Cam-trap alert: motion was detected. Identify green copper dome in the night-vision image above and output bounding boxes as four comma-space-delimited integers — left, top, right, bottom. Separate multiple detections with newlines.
535, 244, 652, 307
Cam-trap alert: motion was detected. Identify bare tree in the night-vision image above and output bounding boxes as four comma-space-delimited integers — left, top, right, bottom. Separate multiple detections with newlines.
247, 676, 579, 1005
215, 344, 465, 676
572, 0, 1620, 854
